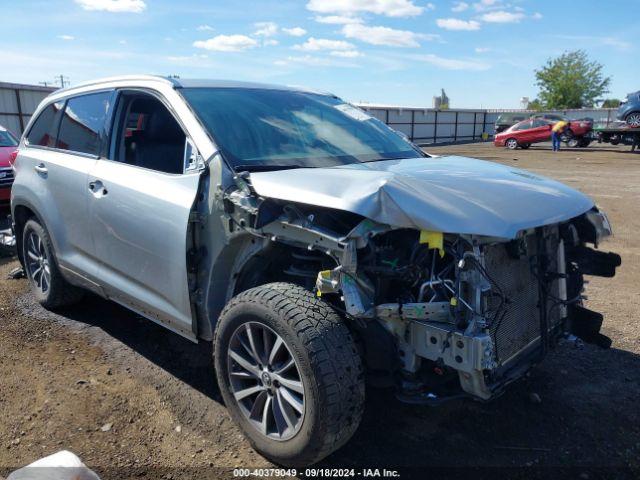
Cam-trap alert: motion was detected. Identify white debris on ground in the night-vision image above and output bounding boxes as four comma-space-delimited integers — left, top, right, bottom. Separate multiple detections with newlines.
7, 450, 100, 480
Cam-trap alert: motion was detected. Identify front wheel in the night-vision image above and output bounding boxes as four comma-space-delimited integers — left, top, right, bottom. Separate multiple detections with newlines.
214, 283, 364, 466
505, 138, 519, 150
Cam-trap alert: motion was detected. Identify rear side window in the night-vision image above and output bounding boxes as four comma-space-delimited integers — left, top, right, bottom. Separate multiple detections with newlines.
26, 102, 63, 147
513, 120, 532, 131
57, 91, 112, 156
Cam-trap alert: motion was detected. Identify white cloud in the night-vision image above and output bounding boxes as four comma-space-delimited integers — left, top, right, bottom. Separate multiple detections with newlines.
58, 35, 75, 40
553, 34, 631, 51
193, 35, 258, 52
473, 0, 499, 10
74, 0, 146, 13
254, 22, 278, 37
263, 39, 279, 46
601, 37, 631, 49
306, 0, 424, 18
119, 39, 127, 44
452, 1, 469, 12
314, 15, 363, 24
436, 18, 481, 30
532, 12, 543, 20
342, 24, 432, 47
197, 25, 214, 32
278, 55, 359, 67
480, 11, 524, 23
331, 50, 362, 58
414, 53, 490, 70
474, 47, 490, 53
426, 3, 436, 10
282, 27, 307, 37
293, 37, 356, 51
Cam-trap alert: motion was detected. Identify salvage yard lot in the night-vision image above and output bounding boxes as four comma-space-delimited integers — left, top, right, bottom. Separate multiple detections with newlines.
1, 142, 639, 479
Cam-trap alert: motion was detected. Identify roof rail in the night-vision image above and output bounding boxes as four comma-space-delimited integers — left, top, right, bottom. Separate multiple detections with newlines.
54, 75, 175, 94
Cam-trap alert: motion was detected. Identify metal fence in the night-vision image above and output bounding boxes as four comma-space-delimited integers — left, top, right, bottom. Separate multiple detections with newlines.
0, 82, 57, 136
358, 104, 617, 145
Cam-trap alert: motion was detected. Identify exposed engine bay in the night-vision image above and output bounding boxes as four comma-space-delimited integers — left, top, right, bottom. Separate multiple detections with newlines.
205, 164, 621, 404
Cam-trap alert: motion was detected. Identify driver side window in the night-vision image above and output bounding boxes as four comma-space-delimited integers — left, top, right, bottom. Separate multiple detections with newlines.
110, 92, 187, 174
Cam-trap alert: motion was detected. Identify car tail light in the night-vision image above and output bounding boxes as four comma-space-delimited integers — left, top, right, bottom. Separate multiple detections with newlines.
8, 150, 18, 169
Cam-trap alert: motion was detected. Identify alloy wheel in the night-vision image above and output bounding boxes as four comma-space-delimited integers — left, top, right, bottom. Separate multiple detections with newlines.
25, 231, 51, 294
506, 138, 518, 149
626, 113, 640, 128
227, 321, 305, 441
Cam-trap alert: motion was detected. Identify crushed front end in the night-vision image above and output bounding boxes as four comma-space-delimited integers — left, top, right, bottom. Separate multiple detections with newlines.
312, 210, 620, 403
220, 169, 620, 404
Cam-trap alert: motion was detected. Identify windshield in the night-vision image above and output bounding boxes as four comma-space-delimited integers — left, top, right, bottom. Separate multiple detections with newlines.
181, 87, 423, 169
0, 130, 18, 147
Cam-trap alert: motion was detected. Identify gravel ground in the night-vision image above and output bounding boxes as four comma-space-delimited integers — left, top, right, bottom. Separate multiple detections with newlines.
0, 142, 638, 479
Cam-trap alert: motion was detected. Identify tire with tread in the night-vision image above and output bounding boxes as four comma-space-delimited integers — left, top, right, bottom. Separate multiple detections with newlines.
505, 138, 519, 150
213, 282, 365, 466
22, 219, 84, 309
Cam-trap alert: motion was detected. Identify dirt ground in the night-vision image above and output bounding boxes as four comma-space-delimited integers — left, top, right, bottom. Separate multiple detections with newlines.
1, 142, 639, 479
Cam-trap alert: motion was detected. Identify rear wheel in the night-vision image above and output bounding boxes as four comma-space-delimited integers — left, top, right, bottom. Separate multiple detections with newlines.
214, 283, 364, 466
566, 136, 580, 148
505, 138, 519, 150
22, 219, 84, 309
626, 112, 640, 128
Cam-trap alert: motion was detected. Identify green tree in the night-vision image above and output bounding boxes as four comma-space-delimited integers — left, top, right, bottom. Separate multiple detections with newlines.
527, 98, 544, 111
535, 50, 611, 109
601, 98, 621, 108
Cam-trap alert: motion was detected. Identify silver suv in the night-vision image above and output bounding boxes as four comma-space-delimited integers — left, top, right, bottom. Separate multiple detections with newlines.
11, 76, 620, 465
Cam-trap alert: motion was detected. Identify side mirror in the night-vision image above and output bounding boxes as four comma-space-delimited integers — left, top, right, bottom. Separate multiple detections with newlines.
184, 138, 204, 172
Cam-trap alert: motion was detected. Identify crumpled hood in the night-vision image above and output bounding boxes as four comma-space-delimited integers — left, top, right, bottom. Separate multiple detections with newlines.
249, 156, 594, 239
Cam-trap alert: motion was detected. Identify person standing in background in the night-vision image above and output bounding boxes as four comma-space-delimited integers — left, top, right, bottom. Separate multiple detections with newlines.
551, 120, 569, 151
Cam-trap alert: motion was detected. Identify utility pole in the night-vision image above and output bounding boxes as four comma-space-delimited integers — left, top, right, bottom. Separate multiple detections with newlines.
39, 81, 52, 87
55, 75, 70, 88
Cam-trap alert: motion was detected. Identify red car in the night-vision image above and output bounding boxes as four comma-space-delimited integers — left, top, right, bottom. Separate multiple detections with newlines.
494, 118, 593, 149
0, 127, 18, 206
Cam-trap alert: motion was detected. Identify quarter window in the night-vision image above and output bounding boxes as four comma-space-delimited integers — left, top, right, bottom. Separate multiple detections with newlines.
57, 92, 112, 156
26, 102, 63, 147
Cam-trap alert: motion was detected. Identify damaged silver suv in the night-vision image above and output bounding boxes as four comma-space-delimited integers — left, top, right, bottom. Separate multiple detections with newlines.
11, 76, 621, 465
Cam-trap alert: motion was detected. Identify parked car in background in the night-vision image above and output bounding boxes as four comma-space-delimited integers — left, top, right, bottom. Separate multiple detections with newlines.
11, 76, 620, 465
494, 118, 593, 149
616, 91, 640, 127
532, 113, 567, 123
0, 126, 18, 206
494, 112, 528, 133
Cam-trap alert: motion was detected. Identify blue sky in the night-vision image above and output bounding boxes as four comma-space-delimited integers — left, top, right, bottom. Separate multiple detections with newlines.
2, 0, 637, 108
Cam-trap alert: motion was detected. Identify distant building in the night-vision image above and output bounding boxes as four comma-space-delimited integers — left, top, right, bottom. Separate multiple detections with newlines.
0, 81, 57, 135
433, 89, 450, 109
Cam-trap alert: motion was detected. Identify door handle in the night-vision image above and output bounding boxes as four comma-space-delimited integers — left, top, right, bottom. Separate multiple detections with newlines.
34, 163, 48, 175
89, 180, 108, 196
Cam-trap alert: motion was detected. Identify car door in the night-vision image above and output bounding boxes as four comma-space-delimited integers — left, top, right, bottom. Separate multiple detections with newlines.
531, 119, 553, 143
87, 89, 203, 339
512, 120, 533, 143
18, 92, 114, 289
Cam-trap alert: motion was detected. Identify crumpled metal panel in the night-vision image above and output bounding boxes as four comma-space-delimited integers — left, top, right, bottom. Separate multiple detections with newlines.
249, 156, 594, 239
